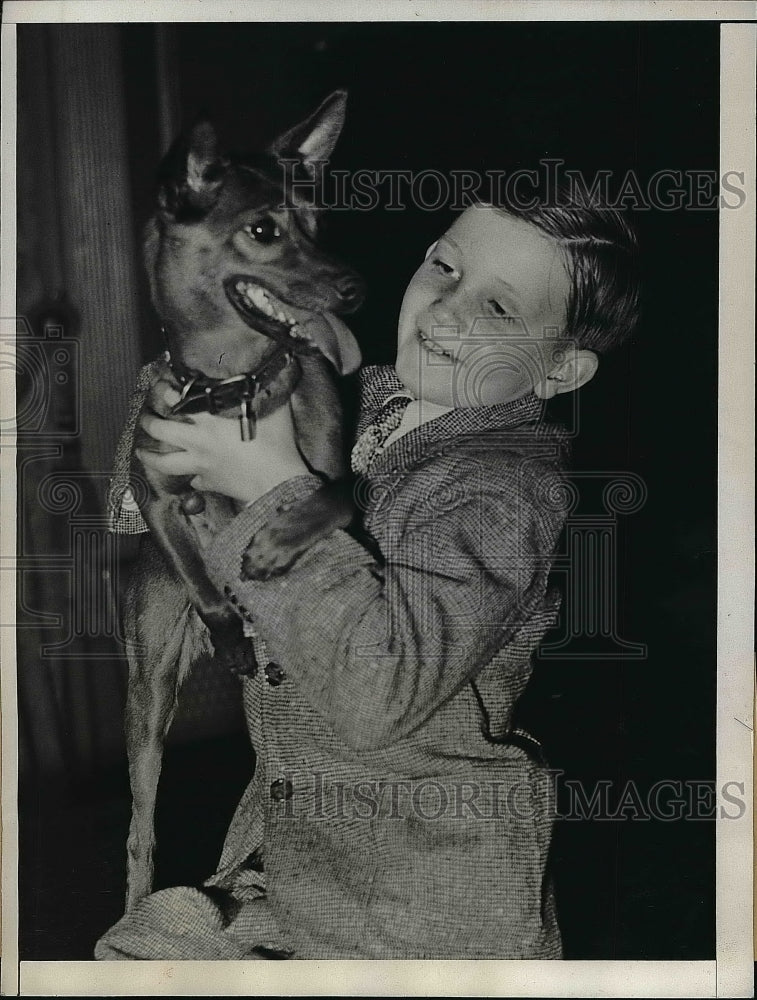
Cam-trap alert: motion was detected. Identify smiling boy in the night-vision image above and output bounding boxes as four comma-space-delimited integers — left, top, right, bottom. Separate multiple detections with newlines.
97, 193, 639, 960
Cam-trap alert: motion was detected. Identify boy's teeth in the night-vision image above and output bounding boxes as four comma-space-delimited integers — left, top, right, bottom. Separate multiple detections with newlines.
419, 330, 453, 359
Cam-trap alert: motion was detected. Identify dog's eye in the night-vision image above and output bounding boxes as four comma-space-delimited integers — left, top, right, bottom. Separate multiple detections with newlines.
243, 217, 281, 244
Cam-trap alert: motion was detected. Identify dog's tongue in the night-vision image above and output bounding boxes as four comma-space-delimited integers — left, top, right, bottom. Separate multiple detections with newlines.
316, 311, 362, 375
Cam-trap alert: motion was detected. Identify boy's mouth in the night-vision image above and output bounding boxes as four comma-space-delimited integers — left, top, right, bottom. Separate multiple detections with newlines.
416, 329, 457, 362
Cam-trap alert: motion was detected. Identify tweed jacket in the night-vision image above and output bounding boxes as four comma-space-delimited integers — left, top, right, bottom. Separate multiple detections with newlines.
96, 364, 570, 961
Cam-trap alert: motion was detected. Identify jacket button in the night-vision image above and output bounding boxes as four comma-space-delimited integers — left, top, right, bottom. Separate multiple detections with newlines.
265, 661, 285, 686
270, 778, 293, 801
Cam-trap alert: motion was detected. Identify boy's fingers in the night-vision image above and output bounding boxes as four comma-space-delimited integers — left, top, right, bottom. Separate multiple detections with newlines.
140, 413, 193, 445
154, 380, 182, 407
162, 388, 182, 407
136, 448, 197, 476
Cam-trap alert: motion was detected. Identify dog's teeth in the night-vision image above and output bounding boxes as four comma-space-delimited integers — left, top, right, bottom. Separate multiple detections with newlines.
249, 286, 270, 312
234, 281, 299, 328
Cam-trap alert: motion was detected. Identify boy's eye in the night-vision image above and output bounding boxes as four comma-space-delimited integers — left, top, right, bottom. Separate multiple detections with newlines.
489, 299, 516, 321
429, 255, 460, 280
423, 240, 461, 279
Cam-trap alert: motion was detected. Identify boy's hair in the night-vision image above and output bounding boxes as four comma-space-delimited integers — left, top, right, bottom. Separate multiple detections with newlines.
490, 184, 640, 354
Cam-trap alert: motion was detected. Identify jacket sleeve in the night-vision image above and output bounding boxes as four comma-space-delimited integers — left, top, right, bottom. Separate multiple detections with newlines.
107, 358, 163, 534
203, 463, 565, 751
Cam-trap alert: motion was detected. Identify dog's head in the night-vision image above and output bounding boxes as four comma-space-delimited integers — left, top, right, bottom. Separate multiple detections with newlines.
143, 91, 363, 380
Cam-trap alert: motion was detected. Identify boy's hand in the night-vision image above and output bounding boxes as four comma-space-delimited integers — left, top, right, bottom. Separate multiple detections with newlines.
137, 381, 309, 505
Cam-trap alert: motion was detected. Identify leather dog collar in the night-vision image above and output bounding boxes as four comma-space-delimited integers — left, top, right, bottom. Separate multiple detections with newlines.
165, 337, 300, 441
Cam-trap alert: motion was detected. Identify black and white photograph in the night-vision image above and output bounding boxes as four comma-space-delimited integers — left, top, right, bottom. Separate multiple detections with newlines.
2, 1, 754, 995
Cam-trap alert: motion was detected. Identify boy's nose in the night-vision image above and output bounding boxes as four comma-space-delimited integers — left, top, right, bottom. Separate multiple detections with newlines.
429, 298, 464, 331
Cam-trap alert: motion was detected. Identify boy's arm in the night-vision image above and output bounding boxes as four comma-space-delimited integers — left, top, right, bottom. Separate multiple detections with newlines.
203, 461, 564, 751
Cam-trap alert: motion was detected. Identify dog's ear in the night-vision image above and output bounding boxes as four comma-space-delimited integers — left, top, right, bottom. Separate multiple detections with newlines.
267, 90, 347, 178
158, 119, 228, 220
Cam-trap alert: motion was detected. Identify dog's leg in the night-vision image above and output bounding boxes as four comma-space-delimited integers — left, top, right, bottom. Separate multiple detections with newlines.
241, 479, 355, 580
123, 536, 212, 910
133, 378, 254, 671
241, 355, 357, 579
122, 475, 250, 908
140, 493, 255, 675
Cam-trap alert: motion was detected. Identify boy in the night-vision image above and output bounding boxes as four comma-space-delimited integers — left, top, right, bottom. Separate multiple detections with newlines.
96, 194, 639, 960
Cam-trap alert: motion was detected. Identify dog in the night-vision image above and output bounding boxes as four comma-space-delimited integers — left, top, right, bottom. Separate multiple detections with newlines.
119, 91, 363, 910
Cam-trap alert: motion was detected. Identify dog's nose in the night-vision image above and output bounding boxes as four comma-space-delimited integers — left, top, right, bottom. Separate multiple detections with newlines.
335, 275, 364, 311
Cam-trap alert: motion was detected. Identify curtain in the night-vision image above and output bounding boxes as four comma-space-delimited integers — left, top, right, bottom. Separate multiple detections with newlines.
16, 24, 243, 781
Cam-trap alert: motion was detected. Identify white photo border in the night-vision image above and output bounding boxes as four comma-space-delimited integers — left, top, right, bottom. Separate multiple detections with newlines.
1, 2, 754, 997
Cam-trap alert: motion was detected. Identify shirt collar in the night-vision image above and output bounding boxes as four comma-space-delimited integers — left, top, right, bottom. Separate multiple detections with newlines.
358, 364, 567, 474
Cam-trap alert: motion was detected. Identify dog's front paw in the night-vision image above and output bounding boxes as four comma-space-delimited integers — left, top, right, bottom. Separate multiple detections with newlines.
241, 486, 354, 581
208, 625, 257, 676
241, 522, 304, 581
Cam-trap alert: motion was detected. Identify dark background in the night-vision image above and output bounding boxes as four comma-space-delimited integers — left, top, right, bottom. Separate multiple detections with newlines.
19, 21, 718, 959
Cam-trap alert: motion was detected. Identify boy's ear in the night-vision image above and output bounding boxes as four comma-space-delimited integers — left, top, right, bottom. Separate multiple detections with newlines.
534, 349, 599, 399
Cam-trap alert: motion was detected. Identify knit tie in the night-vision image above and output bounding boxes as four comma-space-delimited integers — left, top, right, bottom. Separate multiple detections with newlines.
350, 392, 414, 475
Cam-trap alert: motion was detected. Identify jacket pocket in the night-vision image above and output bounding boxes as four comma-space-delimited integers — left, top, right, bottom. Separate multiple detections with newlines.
362, 758, 555, 958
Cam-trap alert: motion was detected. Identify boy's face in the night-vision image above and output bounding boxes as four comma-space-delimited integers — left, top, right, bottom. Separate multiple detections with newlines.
395, 204, 573, 407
